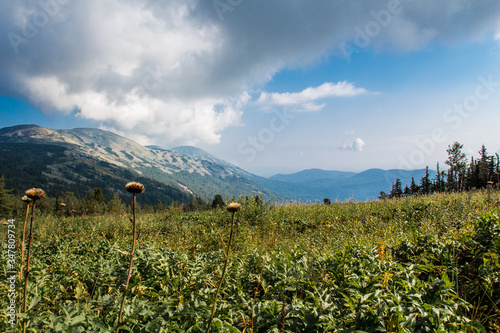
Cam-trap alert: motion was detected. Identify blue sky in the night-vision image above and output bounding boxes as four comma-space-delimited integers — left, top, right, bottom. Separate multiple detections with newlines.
1, 0, 500, 176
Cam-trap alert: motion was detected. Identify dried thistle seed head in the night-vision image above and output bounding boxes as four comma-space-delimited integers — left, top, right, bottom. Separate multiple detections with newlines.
125, 182, 145, 194
22, 195, 32, 203
226, 202, 242, 213
25, 188, 45, 201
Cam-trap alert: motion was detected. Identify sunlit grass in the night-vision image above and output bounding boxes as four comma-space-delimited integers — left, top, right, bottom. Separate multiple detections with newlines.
27, 189, 499, 256
1, 189, 499, 331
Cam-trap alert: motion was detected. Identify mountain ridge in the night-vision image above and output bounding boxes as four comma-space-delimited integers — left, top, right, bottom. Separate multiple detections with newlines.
0, 124, 431, 203
270, 168, 357, 184
0, 124, 284, 202
259, 167, 434, 202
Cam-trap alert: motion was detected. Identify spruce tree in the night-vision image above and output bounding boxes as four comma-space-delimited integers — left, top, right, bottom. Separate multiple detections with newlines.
445, 142, 467, 191
410, 177, 419, 195
390, 178, 403, 198
434, 162, 446, 192
403, 185, 411, 196
477, 144, 490, 188
488, 154, 495, 184
420, 166, 431, 195
466, 156, 479, 190
494, 153, 500, 186
212, 194, 224, 209
386, 142, 498, 197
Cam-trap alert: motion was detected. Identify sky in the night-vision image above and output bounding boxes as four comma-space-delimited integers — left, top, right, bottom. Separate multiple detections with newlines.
1, 0, 500, 177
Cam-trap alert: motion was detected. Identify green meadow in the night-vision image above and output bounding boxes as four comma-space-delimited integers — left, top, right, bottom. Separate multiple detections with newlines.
1, 190, 499, 332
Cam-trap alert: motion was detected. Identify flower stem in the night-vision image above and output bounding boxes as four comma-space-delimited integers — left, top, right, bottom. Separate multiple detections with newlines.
206, 211, 236, 333
19, 203, 29, 281
22, 200, 36, 333
116, 193, 137, 333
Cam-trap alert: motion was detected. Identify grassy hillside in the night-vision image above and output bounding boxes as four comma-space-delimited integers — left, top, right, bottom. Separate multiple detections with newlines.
0, 125, 289, 202
1, 190, 499, 331
0, 143, 188, 205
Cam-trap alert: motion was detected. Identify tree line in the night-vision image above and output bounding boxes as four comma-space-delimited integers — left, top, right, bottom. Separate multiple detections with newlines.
0, 177, 230, 219
383, 142, 500, 199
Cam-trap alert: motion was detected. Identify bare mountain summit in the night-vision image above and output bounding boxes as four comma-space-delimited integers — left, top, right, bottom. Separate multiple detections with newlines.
0, 124, 282, 202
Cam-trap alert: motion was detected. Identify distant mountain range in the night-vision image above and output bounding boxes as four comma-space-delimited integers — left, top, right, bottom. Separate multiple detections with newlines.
262, 168, 434, 202
0, 124, 432, 204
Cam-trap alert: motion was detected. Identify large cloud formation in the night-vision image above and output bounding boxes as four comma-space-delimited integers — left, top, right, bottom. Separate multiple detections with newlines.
1, 0, 499, 145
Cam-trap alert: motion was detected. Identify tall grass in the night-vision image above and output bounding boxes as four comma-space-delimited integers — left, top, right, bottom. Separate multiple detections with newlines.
1, 189, 498, 331
22, 190, 500, 255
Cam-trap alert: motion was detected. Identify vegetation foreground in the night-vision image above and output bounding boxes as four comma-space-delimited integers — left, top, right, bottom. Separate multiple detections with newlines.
1, 191, 500, 332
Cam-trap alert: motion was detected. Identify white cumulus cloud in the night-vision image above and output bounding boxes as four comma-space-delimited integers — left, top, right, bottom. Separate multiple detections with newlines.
256, 82, 368, 113
340, 138, 366, 152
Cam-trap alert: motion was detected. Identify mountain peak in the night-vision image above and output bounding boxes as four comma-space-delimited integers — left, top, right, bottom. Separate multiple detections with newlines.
170, 146, 226, 165
0, 124, 283, 201
0, 124, 41, 131
0, 124, 42, 135
171, 146, 210, 156
0, 124, 75, 144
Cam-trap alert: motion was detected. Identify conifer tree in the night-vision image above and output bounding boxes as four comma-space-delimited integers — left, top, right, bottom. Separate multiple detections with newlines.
212, 194, 224, 209
386, 142, 498, 197
477, 144, 490, 188
433, 162, 446, 192
390, 178, 403, 198
420, 166, 431, 194
466, 157, 478, 190
494, 153, 500, 186
488, 154, 496, 184
410, 177, 419, 195
445, 142, 467, 191
403, 185, 411, 196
